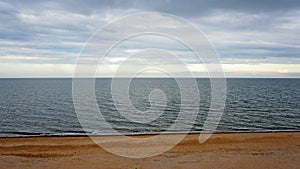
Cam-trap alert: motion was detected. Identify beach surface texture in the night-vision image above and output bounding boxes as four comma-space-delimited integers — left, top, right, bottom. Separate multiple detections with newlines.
0, 132, 299, 169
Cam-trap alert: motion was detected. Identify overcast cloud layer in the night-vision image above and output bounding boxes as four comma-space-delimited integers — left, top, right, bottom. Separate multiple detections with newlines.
0, 0, 300, 77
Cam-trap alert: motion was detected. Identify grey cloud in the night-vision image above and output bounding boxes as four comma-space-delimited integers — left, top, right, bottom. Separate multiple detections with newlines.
153, 0, 300, 16
0, 0, 299, 77
3, 0, 300, 16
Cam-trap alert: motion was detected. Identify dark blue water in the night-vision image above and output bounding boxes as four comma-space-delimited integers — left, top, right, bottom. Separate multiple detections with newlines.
0, 78, 299, 137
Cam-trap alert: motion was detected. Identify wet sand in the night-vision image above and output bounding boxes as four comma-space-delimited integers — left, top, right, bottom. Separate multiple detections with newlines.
0, 132, 299, 169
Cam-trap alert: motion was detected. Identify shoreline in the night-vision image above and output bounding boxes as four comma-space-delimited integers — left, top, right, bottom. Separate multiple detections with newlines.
1, 129, 300, 138
0, 131, 299, 168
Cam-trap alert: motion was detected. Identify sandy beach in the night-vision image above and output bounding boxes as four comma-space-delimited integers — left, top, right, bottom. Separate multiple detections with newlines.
0, 132, 299, 169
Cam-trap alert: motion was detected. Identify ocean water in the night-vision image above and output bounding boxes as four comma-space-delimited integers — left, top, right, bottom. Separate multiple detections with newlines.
0, 78, 299, 137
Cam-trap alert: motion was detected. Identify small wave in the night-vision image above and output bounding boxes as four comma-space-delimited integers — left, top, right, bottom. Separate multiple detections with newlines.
1, 129, 300, 138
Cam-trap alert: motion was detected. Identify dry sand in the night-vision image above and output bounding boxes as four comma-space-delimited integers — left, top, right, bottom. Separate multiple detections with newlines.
0, 132, 299, 169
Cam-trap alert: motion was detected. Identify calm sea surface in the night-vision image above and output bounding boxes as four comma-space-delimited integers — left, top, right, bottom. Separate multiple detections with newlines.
0, 78, 299, 137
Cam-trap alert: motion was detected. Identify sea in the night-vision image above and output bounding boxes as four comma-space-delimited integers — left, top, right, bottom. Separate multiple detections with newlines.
0, 78, 299, 137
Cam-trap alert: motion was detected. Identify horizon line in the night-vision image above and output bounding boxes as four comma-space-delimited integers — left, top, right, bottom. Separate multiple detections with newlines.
0, 77, 299, 79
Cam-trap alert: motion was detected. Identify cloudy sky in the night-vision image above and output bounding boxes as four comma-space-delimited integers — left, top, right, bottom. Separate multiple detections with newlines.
1, 0, 300, 77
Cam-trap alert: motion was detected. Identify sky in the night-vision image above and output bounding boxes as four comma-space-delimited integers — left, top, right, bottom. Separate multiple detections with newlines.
0, 0, 300, 78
